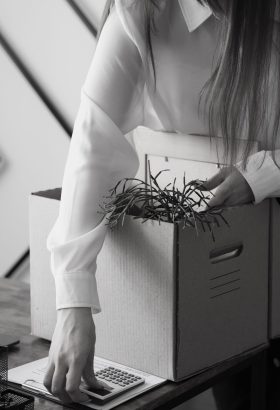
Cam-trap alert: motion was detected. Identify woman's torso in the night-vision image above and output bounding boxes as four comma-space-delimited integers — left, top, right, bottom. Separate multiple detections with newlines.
143, 0, 220, 135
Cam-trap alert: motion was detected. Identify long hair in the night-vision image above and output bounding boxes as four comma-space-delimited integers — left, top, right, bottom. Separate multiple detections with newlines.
99, 0, 280, 169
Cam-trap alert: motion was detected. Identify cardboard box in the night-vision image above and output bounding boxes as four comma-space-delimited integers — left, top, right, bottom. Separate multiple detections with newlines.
269, 198, 280, 339
29, 188, 269, 380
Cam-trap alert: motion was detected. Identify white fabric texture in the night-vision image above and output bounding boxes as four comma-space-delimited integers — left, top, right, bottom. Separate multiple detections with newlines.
46, 0, 280, 312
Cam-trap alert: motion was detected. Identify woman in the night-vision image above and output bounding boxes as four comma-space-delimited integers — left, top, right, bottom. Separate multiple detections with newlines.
43, 0, 280, 406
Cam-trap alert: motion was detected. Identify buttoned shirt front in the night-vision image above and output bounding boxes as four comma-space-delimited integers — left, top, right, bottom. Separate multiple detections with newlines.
46, 0, 280, 312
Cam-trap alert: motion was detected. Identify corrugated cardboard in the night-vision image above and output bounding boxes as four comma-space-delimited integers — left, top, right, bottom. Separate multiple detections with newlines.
269, 198, 280, 339
29, 188, 269, 380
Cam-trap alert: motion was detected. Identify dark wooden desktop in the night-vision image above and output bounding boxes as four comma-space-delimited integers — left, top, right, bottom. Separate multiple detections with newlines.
1, 278, 268, 410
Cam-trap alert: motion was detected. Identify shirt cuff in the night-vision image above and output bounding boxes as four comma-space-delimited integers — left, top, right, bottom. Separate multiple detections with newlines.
236, 150, 280, 204
54, 270, 101, 314
47, 214, 109, 314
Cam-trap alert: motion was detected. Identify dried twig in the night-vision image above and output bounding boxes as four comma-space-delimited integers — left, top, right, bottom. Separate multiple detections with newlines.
98, 170, 229, 241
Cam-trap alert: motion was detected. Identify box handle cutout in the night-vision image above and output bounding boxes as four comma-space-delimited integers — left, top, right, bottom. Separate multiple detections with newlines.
210, 243, 243, 264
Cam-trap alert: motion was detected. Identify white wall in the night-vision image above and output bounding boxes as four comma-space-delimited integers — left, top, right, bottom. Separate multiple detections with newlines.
0, 0, 98, 127
0, 0, 106, 276
0, 45, 69, 276
77, 0, 107, 28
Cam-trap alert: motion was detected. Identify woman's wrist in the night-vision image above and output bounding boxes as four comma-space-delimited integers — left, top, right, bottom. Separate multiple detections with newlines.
57, 307, 93, 320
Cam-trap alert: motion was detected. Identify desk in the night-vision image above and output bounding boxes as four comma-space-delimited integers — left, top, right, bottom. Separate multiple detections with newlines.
1, 278, 268, 410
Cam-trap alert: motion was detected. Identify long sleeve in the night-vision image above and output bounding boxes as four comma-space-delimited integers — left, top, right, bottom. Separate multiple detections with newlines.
46, 2, 144, 313
236, 150, 280, 204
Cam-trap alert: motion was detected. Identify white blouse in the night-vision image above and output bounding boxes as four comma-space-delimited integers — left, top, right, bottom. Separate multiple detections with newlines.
46, 0, 280, 313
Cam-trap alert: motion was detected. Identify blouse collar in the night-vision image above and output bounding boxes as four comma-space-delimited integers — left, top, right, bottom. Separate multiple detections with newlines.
178, 0, 212, 32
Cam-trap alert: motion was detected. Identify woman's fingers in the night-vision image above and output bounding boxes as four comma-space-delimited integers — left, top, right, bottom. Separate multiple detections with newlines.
43, 358, 86, 404
82, 347, 110, 390
200, 167, 229, 191
66, 361, 90, 403
203, 168, 254, 208
82, 348, 97, 386
43, 360, 55, 393
51, 362, 72, 403
207, 182, 229, 208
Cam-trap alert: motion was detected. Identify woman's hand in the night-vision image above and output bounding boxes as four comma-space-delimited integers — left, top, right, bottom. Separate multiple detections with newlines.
43, 307, 105, 404
200, 166, 255, 208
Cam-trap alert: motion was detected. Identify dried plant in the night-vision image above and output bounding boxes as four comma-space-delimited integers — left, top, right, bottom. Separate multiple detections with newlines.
98, 161, 229, 241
